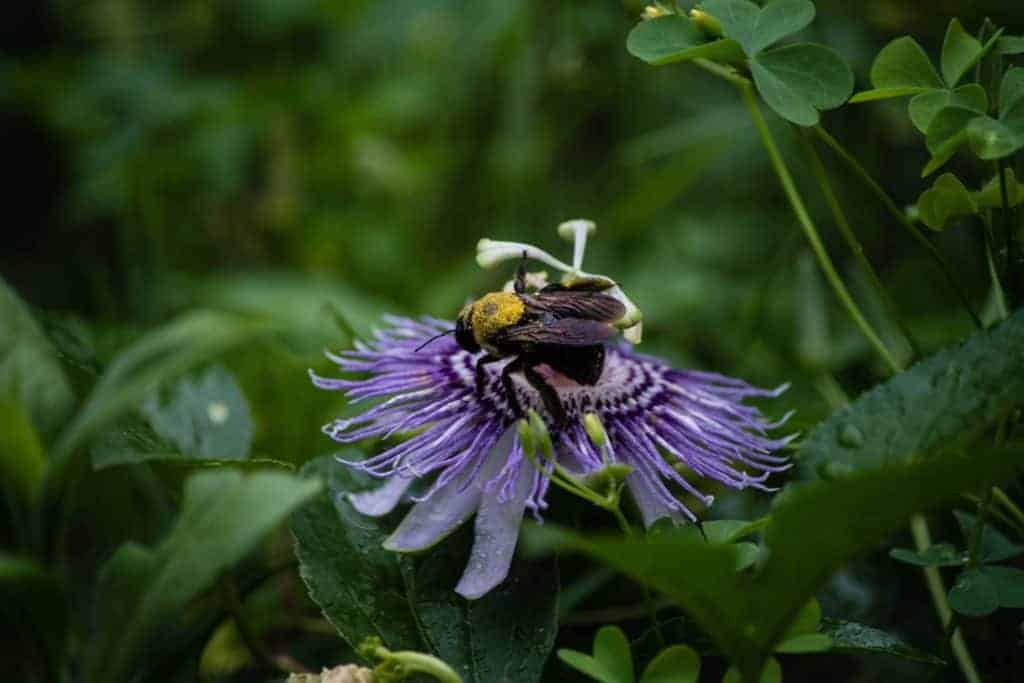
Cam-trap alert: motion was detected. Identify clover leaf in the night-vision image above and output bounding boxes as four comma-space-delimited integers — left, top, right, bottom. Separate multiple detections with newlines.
698, 0, 814, 57
924, 67, 1024, 173
558, 625, 701, 683
627, 15, 744, 66
916, 173, 978, 230
851, 19, 1004, 153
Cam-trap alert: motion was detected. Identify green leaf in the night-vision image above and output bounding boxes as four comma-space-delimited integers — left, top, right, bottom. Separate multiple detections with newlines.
91, 365, 254, 468
908, 84, 987, 134
698, 0, 759, 54
782, 598, 821, 638
800, 306, 1024, 474
84, 468, 322, 683
966, 115, 1024, 160
889, 542, 967, 567
595, 626, 635, 683
750, 43, 854, 126
999, 67, 1024, 118
985, 565, 1024, 608
748, 0, 815, 56
640, 644, 700, 683
400, 527, 559, 683
953, 511, 1024, 564
974, 168, 1024, 209
626, 16, 744, 66
940, 19, 982, 87
560, 625, 634, 683
774, 633, 832, 654
922, 105, 980, 176
699, 0, 814, 57
293, 456, 559, 683
917, 172, 978, 231
850, 87, 933, 104
821, 619, 946, 665
290, 455, 425, 653
0, 399, 46, 505
0, 276, 75, 438
50, 311, 273, 481
723, 657, 781, 683
559, 649, 625, 683
868, 36, 944, 91
527, 426, 1020, 677
949, 567, 1000, 616
998, 36, 1024, 55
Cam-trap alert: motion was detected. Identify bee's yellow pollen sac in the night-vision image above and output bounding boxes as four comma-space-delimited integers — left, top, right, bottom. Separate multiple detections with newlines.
472, 292, 525, 339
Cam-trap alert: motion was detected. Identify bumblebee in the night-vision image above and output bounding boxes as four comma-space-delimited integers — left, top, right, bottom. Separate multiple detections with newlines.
452, 258, 627, 426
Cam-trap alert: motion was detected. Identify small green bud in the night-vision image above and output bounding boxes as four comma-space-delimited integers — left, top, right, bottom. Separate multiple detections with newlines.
583, 413, 607, 449
517, 418, 536, 457
689, 8, 724, 38
641, 5, 671, 20
527, 409, 555, 458
582, 463, 634, 497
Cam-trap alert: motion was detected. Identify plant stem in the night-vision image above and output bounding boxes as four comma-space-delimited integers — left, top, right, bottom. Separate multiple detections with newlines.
796, 128, 923, 360
997, 158, 1021, 309
732, 84, 901, 374
910, 516, 982, 683
967, 487, 996, 569
983, 212, 1010, 320
993, 486, 1024, 533
812, 126, 983, 329
219, 575, 285, 674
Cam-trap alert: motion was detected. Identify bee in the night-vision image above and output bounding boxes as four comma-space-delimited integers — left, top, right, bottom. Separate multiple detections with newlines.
446, 256, 628, 426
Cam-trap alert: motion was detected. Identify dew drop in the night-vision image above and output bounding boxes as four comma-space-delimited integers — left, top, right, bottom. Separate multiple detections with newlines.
207, 401, 230, 424
837, 423, 864, 448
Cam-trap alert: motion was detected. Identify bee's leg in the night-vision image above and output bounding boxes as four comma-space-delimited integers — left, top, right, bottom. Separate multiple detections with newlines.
695, 518, 708, 542
523, 359, 568, 427
474, 354, 504, 396
500, 356, 525, 418
514, 251, 527, 294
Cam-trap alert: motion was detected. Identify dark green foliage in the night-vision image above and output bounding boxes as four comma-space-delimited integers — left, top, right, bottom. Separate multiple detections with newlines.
291, 456, 560, 682
4, 2, 1024, 681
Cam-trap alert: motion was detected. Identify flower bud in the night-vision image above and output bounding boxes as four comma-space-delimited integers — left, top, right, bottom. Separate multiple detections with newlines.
689, 9, 724, 38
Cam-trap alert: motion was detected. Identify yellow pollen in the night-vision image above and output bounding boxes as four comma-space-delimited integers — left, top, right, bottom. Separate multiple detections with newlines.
471, 292, 525, 341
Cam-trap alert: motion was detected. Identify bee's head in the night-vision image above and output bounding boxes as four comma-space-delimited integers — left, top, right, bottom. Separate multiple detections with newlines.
455, 302, 480, 353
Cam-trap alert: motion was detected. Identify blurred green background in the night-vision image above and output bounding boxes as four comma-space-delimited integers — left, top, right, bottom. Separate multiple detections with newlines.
3, 1, 1023, 680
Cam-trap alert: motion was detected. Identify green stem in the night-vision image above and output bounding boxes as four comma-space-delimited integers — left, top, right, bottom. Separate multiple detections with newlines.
997, 158, 1021, 310
910, 516, 982, 683
733, 84, 901, 374
813, 126, 983, 329
983, 213, 1010, 320
993, 486, 1024, 533
967, 487, 996, 569
219, 575, 284, 674
797, 128, 923, 360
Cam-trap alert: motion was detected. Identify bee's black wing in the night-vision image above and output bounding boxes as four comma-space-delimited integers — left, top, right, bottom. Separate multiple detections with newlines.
521, 290, 625, 322
494, 318, 618, 347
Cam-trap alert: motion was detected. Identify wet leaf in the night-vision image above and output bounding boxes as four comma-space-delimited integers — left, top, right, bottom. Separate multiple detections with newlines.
949, 567, 999, 616
800, 307, 1024, 474
821, 619, 945, 665
954, 511, 1024, 564
889, 542, 967, 567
